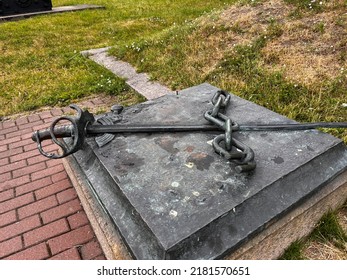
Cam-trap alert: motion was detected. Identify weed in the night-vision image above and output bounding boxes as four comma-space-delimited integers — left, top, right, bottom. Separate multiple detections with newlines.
310, 211, 347, 250
280, 240, 306, 260
283, 0, 325, 12
313, 21, 325, 33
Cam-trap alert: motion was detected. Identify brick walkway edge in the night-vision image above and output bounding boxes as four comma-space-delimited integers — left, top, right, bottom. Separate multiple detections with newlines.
0, 99, 108, 260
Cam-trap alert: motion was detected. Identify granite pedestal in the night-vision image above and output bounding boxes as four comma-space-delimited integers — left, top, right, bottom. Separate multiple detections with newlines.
64, 83, 347, 259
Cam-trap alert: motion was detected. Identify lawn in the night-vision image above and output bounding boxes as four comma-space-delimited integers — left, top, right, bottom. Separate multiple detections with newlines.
0, 0, 237, 117
111, 0, 347, 142
1, 0, 346, 259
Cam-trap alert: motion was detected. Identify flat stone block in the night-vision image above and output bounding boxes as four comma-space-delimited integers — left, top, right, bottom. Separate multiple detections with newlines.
65, 83, 347, 259
0, 5, 104, 21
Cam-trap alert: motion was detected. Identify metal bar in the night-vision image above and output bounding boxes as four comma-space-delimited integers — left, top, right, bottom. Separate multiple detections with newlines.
86, 122, 347, 134
33, 122, 347, 143
86, 124, 223, 135
239, 122, 347, 131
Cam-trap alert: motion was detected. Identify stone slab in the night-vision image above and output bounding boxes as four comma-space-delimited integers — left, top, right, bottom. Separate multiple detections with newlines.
0, 5, 104, 21
82, 47, 174, 100
67, 83, 347, 259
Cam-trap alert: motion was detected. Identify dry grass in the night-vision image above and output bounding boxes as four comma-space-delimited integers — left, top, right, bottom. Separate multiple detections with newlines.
262, 10, 347, 88
115, 0, 347, 142
215, 0, 347, 89
303, 240, 347, 260
302, 205, 347, 260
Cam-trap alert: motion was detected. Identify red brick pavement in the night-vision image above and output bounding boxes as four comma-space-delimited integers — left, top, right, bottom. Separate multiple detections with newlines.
0, 100, 108, 260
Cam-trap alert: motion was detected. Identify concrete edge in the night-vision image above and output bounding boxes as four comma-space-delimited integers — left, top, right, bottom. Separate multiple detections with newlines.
81, 47, 174, 100
63, 157, 132, 260
0, 5, 105, 21
226, 170, 347, 259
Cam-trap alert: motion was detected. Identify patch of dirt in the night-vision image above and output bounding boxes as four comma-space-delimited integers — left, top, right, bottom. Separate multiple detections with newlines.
210, 0, 347, 87
262, 9, 347, 87
183, 0, 291, 79
219, 0, 290, 32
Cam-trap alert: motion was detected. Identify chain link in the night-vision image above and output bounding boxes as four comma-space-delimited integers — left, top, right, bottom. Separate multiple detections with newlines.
204, 90, 256, 173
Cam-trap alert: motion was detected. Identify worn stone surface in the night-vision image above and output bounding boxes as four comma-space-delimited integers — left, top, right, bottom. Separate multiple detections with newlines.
82, 48, 174, 100
70, 83, 347, 259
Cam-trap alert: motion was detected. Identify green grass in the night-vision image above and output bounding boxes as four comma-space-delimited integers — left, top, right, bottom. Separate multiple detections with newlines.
280, 209, 347, 260
0, 0, 238, 117
111, 0, 347, 142
280, 240, 306, 260
311, 211, 347, 249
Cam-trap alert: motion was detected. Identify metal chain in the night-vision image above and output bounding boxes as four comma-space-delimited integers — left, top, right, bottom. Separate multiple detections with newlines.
204, 90, 256, 173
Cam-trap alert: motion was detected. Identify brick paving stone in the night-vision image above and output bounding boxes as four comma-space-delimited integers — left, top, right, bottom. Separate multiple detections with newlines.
0, 160, 27, 175
2, 120, 15, 129
12, 162, 46, 178
80, 101, 94, 109
35, 178, 72, 200
6, 128, 32, 139
0, 236, 23, 258
46, 159, 63, 168
0, 136, 21, 146
0, 173, 11, 186
21, 131, 35, 140
0, 215, 41, 242
19, 120, 43, 131
0, 210, 17, 227
92, 99, 104, 106
30, 123, 50, 134
24, 218, 69, 247
10, 149, 40, 163
0, 175, 30, 192
0, 193, 34, 214
5, 243, 50, 260
49, 247, 81, 260
51, 171, 68, 183
80, 240, 103, 260
1, 104, 109, 260
27, 155, 49, 165
9, 138, 34, 149
31, 164, 64, 181
18, 195, 58, 220
0, 145, 7, 152
0, 126, 18, 136
28, 114, 41, 123
39, 143, 59, 152
15, 116, 29, 126
0, 147, 23, 160
0, 157, 9, 166
23, 142, 40, 152
41, 199, 82, 224
0, 189, 14, 203
16, 177, 53, 196
67, 212, 89, 229
42, 116, 55, 124
57, 188, 78, 204
51, 108, 63, 116
39, 111, 52, 119
48, 224, 94, 255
